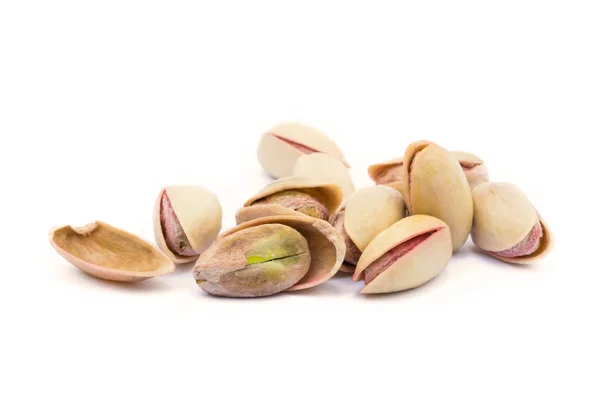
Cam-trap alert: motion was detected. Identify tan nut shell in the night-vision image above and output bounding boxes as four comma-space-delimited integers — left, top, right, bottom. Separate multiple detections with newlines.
153, 185, 222, 263
401, 141, 473, 252
367, 157, 404, 191
49, 221, 175, 282
292, 153, 355, 198
352, 215, 452, 294
450, 151, 489, 189
215, 215, 345, 291
257, 122, 349, 178
471, 182, 554, 264
237, 176, 343, 224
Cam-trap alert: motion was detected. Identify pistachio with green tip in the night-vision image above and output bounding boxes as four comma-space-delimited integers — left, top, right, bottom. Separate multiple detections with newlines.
257, 122, 349, 178
471, 182, 553, 264
236, 176, 343, 224
292, 153, 355, 198
153, 185, 222, 263
329, 185, 406, 273
352, 215, 452, 294
193, 215, 346, 297
401, 140, 473, 252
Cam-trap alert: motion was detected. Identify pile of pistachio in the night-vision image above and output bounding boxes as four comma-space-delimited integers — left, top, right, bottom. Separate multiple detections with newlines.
49, 122, 554, 297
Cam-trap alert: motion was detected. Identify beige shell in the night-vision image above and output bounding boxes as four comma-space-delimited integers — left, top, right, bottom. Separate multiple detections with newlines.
257, 122, 349, 178
195, 214, 345, 292
352, 215, 452, 294
332, 185, 406, 273
449, 151, 489, 189
292, 153, 355, 198
49, 221, 175, 282
153, 185, 222, 264
237, 176, 343, 224
401, 141, 473, 252
471, 182, 554, 264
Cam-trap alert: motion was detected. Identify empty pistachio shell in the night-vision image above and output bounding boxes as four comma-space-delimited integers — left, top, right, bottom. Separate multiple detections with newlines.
49, 221, 175, 282
369, 151, 488, 191
257, 122, 349, 178
292, 153, 355, 198
352, 215, 452, 294
471, 182, 553, 264
401, 141, 473, 252
153, 185, 222, 264
329, 186, 406, 273
237, 176, 343, 224
193, 215, 346, 297
449, 151, 489, 190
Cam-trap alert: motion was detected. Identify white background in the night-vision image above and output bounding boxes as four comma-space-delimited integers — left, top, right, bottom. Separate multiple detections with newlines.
1, 1, 599, 399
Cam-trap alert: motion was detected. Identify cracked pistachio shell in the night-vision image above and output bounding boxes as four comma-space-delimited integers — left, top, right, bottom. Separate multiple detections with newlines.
367, 157, 404, 191
49, 221, 175, 282
193, 224, 311, 297
331, 185, 406, 273
352, 215, 452, 294
292, 153, 355, 198
449, 151, 489, 190
401, 141, 473, 252
471, 182, 554, 264
195, 214, 346, 294
257, 122, 349, 178
237, 176, 343, 224
153, 185, 222, 264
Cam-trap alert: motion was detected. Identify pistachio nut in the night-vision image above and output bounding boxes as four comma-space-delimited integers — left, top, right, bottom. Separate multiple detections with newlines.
236, 176, 343, 224
352, 215, 452, 294
292, 153, 355, 198
471, 182, 553, 264
401, 140, 473, 252
153, 185, 222, 263
49, 221, 175, 282
257, 122, 349, 178
329, 186, 406, 273
369, 151, 488, 191
193, 215, 346, 297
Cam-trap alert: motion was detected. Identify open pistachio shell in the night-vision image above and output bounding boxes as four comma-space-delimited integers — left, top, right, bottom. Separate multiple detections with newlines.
195, 214, 345, 295
401, 140, 473, 252
292, 153, 355, 198
153, 185, 222, 264
330, 185, 406, 273
471, 182, 554, 264
367, 157, 404, 191
352, 215, 452, 294
257, 122, 349, 178
49, 221, 175, 282
237, 176, 343, 224
449, 151, 489, 190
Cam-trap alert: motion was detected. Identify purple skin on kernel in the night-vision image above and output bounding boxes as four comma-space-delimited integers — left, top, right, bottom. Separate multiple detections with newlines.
272, 134, 319, 154
493, 220, 543, 258
160, 192, 197, 257
363, 230, 436, 285
458, 161, 480, 170
330, 207, 362, 265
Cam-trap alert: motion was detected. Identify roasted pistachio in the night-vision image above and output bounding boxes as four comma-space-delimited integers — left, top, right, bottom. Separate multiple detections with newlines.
471, 182, 553, 264
237, 176, 342, 224
193, 215, 346, 297
329, 186, 406, 273
401, 141, 473, 252
257, 122, 349, 178
352, 215, 452, 294
292, 153, 355, 198
153, 185, 222, 263
49, 221, 175, 282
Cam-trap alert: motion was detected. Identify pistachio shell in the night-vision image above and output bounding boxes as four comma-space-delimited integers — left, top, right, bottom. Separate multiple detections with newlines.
367, 157, 404, 187
203, 214, 345, 292
238, 176, 343, 223
292, 153, 355, 198
401, 141, 473, 252
193, 224, 311, 297
352, 215, 452, 294
153, 185, 222, 263
450, 151, 489, 189
257, 122, 349, 178
471, 182, 554, 264
49, 221, 175, 282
